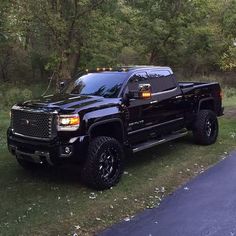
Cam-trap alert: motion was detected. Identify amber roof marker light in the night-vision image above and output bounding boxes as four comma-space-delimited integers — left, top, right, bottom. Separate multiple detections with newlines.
84, 67, 132, 73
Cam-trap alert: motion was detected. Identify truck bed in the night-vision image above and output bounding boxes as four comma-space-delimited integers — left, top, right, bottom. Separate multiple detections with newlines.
179, 81, 219, 92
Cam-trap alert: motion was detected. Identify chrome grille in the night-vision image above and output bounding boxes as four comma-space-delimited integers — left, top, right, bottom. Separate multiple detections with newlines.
11, 109, 57, 140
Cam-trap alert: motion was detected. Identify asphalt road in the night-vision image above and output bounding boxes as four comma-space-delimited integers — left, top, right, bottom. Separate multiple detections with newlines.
99, 151, 236, 236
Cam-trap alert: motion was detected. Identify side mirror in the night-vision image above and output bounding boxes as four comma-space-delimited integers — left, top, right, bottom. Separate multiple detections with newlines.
129, 83, 152, 99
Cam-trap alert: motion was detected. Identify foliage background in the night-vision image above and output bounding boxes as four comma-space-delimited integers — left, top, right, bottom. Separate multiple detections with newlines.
0, 0, 235, 103
1, 1, 236, 80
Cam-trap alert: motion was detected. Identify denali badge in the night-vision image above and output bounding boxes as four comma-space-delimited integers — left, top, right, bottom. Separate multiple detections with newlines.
129, 120, 144, 127
20, 119, 30, 126
21, 118, 38, 127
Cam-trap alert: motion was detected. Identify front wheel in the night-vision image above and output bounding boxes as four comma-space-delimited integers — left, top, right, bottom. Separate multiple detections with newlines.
81, 136, 124, 190
193, 109, 219, 145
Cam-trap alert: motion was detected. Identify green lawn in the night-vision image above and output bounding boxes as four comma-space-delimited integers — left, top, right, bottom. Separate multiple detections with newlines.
0, 110, 236, 235
0, 112, 8, 149
224, 95, 236, 107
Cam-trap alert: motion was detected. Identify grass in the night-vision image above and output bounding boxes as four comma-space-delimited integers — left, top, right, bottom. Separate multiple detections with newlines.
223, 94, 236, 107
0, 111, 236, 235
0, 78, 236, 235
0, 112, 9, 149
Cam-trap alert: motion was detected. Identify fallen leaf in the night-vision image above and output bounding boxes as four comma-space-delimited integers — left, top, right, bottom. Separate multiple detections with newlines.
74, 225, 80, 230
89, 193, 97, 200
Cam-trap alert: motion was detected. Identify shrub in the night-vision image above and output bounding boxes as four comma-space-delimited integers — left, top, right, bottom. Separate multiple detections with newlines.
223, 87, 236, 98
3, 87, 33, 108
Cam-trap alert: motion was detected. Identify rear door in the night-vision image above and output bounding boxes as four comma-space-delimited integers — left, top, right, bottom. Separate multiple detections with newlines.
147, 69, 185, 135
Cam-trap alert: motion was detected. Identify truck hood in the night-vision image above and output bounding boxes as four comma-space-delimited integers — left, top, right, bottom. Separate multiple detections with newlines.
19, 93, 120, 113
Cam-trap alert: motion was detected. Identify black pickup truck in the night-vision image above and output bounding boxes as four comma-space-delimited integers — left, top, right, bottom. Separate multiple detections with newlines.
7, 66, 223, 189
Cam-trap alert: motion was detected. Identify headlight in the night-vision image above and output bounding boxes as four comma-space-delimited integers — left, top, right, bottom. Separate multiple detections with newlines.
58, 114, 80, 131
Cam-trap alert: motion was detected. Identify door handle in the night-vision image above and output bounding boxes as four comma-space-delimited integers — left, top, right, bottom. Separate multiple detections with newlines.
175, 95, 183, 99
150, 100, 158, 104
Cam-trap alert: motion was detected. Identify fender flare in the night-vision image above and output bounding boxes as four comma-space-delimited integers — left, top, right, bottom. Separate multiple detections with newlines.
88, 118, 125, 141
197, 97, 215, 113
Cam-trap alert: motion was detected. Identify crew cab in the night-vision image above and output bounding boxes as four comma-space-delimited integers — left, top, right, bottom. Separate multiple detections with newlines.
7, 66, 224, 189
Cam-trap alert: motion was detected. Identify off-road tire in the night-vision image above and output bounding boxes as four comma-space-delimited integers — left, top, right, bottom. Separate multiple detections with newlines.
193, 109, 219, 145
82, 136, 124, 190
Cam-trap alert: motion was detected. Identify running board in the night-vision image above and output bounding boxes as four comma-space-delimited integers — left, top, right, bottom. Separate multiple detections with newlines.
132, 131, 188, 153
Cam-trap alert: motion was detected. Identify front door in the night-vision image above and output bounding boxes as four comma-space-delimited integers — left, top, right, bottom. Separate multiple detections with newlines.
125, 71, 157, 144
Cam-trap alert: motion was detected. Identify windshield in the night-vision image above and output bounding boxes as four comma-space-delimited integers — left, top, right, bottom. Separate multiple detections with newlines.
64, 72, 127, 98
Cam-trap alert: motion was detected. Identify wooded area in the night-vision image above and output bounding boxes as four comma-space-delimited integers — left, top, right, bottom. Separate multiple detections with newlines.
0, 0, 236, 83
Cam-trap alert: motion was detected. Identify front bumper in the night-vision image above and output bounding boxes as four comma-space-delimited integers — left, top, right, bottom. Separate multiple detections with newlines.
7, 129, 89, 165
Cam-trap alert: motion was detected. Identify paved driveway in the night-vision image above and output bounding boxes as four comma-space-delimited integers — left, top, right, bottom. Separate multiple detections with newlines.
99, 151, 236, 236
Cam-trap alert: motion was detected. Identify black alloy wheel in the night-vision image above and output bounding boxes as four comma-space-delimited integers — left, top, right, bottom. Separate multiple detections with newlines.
193, 109, 219, 145
82, 136, 124, 190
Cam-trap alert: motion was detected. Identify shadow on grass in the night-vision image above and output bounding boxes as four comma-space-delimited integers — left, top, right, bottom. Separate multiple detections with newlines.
9, 134, 195, 188
19, 165, 84, 185
125, 134, 194, 168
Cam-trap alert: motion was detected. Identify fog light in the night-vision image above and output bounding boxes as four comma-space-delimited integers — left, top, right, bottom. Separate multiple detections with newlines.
64, 146, 71, 154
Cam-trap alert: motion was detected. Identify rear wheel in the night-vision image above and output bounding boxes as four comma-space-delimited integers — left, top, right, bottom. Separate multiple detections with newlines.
82, 136, 124, 190
193, 109, 219, 145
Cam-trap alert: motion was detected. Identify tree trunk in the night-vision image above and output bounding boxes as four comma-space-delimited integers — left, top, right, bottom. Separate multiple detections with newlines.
149, 49, 157, 65
72, 52, 81, 77
1, 67, 8, 82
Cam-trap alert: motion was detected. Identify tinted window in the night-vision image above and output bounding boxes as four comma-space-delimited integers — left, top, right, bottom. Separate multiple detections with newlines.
148, 70, 176, 93
128, 72, 149, 91
65, 72, 127, 98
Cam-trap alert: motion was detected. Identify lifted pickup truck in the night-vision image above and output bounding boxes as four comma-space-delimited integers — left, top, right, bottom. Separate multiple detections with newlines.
7, 66, 224, 189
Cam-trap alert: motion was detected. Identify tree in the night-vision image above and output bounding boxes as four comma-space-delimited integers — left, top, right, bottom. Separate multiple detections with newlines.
10, 0, 112, 82
219, 0, 236, 71
0, 0, 235, 84
0, 0, 12, 82
124, 0, 232, 74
